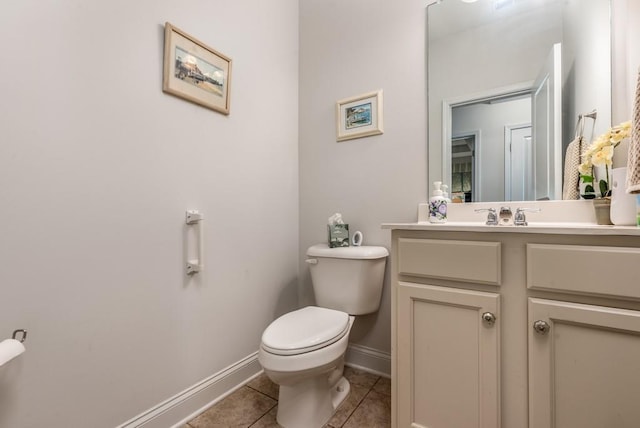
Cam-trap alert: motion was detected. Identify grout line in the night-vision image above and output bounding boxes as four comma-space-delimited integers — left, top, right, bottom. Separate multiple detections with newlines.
247, 402, 278, 428
245, 384, 279, 402
333, 379, 377, 428
371, 377, 391, 396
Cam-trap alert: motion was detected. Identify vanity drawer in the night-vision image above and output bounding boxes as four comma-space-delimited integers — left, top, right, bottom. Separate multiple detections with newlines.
527, 244, 640, 300
397, 238, 501, 285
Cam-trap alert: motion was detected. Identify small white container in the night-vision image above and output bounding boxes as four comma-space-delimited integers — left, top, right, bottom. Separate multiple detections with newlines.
611, 167, 637, 225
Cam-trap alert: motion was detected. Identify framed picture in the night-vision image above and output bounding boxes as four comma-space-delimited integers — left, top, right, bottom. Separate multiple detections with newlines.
336, 90, 383, 141
163, 23, 232, 115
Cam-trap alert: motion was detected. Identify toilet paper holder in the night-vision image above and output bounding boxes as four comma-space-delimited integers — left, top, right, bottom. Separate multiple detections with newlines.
12, 329, 27, 343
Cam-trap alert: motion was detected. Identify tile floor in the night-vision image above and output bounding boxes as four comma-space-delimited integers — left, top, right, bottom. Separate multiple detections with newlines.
183, 366, 391, 428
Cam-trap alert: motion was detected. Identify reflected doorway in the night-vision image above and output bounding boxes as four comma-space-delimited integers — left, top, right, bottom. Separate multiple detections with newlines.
450, 134, 476, 203
450, 92, 532, 202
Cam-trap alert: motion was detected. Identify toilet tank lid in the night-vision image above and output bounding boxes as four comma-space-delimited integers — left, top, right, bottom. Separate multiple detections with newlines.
306, 244, 389, 259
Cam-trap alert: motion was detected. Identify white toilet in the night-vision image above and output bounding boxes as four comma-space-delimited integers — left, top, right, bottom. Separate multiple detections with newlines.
258, 244, 388, 428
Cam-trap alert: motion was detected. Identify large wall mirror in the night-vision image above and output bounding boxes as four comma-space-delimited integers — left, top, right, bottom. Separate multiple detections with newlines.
427, 0, 611, 202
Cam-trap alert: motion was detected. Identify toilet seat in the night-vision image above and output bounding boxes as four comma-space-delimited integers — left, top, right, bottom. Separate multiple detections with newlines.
261, 306, 349, 356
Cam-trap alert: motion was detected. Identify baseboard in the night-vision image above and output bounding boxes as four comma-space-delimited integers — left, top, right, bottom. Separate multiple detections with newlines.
117, 352, 262, 428
345, 344, 391, 378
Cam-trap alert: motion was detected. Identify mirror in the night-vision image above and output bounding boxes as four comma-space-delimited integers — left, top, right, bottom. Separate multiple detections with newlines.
427, 0, 611, 202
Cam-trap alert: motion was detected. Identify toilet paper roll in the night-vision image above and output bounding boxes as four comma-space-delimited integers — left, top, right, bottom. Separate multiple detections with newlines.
0, 339, 25, 367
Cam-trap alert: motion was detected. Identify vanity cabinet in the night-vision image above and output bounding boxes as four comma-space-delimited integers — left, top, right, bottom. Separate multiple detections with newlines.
397, 282, 500, 428
388, 227, 640, 428
528, 298, 640, 428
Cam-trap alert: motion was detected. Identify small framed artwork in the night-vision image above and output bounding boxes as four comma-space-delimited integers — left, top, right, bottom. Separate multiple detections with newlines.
336, 90, 383, 142
163, 22, 232, 115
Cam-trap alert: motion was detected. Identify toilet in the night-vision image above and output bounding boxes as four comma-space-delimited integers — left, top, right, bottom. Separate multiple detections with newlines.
258, 244, 388, 428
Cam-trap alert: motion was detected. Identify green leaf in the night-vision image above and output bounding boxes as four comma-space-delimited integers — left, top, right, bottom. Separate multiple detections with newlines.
599, 179, 610, 197
580, 175, 594, 183
585, 184, 595, 193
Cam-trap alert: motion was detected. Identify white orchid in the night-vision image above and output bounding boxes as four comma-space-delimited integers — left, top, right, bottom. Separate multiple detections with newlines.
579, 120, 631, 197
591, 144, 614, 167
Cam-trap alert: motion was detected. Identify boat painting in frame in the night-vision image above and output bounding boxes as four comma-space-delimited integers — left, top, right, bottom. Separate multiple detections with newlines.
163, 22, 232, 115
336, 90, 384, 141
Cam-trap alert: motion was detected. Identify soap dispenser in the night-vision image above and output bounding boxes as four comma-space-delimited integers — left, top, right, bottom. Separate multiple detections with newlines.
429, 181, 448, 223
441, 184, 451, 203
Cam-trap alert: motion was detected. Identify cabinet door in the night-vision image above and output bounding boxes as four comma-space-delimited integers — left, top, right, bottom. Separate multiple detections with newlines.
529, 298, 640, 428
397, 282, 500, 428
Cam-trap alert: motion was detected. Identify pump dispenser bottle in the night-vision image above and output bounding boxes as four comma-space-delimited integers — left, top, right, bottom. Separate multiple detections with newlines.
441, 184, 451, 202
429, 181, 448, 223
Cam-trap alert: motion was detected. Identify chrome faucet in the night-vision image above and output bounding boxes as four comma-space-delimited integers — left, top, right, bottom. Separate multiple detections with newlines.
474, 208, 498, 225
514, 207, 541, 226
499, 206, 513, 225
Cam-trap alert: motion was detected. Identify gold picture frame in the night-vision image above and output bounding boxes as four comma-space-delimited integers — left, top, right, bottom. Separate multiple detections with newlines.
336, 90, 383, 141
163, 23, 232, 115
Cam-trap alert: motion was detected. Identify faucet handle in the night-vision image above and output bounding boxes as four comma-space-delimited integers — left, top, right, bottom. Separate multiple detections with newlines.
474, 208, 498, 226
514, 207, 541, 226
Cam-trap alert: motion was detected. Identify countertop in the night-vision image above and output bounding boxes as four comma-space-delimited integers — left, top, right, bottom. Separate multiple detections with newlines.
381, 222, 640, 236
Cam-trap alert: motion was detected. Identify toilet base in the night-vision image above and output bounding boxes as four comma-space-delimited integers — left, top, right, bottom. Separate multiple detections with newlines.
276, 374, 351, 428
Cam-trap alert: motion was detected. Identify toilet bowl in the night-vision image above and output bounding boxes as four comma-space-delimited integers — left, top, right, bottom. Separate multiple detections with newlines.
258, 244, 388, 428
259, 306, 355, 428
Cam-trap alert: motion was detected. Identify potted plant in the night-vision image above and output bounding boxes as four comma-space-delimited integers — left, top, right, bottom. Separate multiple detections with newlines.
579, 121, 631, 223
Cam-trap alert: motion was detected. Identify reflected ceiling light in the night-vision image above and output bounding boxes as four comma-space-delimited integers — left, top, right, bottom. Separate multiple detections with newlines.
494, 0, 514, 9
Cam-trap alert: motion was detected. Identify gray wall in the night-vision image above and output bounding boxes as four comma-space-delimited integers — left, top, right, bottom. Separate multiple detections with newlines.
0, 1, 299, 426
562, 0, 612, 146
299, 0, 427, 353
612, 0, 640, 166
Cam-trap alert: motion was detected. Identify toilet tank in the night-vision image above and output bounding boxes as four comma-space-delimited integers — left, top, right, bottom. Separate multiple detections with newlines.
306, 244, 389, 315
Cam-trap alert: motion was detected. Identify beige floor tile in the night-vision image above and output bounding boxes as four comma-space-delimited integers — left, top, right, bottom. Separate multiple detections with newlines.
326, 383, 369, 428
249, 406, 280, 428
372, 376, 391, 396
247, 372, 280, 400
189, 386, 276, 428
343, 366, 379, 389
342, 390, 391, 428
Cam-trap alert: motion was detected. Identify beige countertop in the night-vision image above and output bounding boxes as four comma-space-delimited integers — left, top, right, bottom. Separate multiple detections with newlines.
381, 222, 640, 236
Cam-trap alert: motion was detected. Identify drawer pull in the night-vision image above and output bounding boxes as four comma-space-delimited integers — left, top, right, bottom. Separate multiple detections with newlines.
482, 312, 497, 326
533, 320, 550, 335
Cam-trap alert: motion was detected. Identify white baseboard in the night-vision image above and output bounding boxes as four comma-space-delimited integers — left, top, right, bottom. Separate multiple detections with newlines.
117, 352, 262, 428
345, 344, 391, 378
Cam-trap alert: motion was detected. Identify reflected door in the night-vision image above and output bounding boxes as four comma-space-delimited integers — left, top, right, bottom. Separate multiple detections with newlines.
505, 125, 533, 201
532, 43, 562, 201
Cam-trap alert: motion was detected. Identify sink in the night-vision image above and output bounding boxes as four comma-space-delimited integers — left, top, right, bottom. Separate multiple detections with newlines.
418, 199, 598, 225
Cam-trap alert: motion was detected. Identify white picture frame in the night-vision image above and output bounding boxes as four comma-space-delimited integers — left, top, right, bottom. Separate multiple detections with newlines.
336, 90, 384, 141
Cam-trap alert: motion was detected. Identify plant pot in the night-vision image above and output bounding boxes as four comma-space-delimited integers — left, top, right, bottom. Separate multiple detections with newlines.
593, 197, 613, 225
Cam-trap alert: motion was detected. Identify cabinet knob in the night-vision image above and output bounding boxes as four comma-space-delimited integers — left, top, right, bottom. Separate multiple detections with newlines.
482, 312, 497, 326
533, 320, 551, 335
